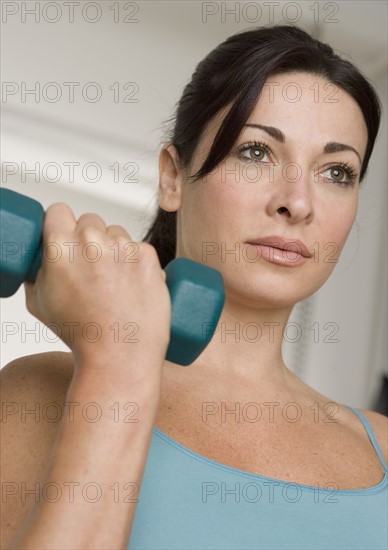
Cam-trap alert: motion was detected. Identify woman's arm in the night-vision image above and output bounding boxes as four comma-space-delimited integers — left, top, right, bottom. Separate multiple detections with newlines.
1, 350, 162, 549
1, 200, 171, 549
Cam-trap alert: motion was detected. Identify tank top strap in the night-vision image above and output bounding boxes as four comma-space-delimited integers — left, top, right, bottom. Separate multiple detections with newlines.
346, 405, 388, 472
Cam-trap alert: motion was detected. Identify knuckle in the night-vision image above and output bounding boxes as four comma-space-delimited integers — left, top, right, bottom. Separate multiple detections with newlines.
138, 242, 159, 261
43, 230, 62, 245
78, 213, 105, 226
78, 225, 102, 244
114, 237, 138, 263
115, 234, 133, 247
137, 243, 163, 274
107, 224, 130, 236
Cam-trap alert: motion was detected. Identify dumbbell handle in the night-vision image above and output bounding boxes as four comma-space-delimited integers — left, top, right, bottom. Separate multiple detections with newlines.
0, 188, 225, 365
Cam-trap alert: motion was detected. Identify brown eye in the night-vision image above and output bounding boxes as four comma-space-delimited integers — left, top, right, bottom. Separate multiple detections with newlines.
249, 147, 266, 161
238, 143, 271, 163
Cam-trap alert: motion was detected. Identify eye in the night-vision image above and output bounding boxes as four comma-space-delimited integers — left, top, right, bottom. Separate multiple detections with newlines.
328, 167, 347, 182
237, 141, 272, 163
322, 163, 358, 187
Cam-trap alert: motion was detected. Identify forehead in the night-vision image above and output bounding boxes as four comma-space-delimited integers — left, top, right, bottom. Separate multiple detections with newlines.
247, 72, 368, 156
192, 71, 369, 172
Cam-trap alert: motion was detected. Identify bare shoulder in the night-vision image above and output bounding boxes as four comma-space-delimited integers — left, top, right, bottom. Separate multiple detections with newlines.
0, 350, 75, 469
1, 350, 74, 390
0, 351, 74, 548
359, 408, 388, 465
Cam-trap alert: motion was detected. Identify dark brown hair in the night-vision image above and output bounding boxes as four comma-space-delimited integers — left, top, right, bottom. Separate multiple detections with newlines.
142, 25, 381, 268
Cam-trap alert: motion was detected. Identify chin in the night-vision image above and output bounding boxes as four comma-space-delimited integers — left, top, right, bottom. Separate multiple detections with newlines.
225, 270, 324, 308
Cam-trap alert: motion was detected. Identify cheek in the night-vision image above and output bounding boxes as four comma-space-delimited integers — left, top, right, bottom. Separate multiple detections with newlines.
316, 197, 358, 261
184, 175, 237, 231
336, 197, 358, 242
178, 180, 222, 260
207, 170, 261, 224
179, 173, 253, 263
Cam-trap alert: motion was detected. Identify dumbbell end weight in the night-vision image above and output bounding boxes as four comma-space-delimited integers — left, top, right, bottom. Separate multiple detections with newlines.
0, 188, 225, 366
0, 188, 44, 298
164, 258, 225, 366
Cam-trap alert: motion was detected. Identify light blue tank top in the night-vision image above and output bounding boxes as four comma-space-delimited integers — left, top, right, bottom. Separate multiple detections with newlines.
127, 405, 387, 549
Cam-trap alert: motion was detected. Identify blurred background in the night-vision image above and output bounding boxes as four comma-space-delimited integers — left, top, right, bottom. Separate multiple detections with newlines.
1, 0, 387, 411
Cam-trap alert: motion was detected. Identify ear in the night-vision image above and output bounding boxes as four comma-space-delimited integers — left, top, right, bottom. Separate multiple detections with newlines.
158, 144, 184, 212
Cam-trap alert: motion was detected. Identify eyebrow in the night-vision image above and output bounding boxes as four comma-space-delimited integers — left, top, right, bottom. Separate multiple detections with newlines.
244, 124, 362, 164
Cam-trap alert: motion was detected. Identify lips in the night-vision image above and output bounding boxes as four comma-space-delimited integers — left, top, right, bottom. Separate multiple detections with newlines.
245, 236, 312, 258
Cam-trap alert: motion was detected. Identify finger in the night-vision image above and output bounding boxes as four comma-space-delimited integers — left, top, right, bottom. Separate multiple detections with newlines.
106, 224, 132, 240
43, 203, 77, 244
76, 213, 107, 233
23, 280, 36, 315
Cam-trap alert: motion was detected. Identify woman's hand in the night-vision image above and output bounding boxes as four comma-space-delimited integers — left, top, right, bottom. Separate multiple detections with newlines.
5, 202, 170, 550
23, 202, 171, 370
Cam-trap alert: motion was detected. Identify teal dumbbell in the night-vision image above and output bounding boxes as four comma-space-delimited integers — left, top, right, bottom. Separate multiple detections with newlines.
0, 187, 225, 366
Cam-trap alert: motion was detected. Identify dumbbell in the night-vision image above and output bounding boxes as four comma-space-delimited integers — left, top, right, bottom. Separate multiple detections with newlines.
0, 187, 225, 366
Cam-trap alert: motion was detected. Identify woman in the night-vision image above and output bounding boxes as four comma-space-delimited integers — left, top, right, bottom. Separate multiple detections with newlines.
1, 25, 387, 550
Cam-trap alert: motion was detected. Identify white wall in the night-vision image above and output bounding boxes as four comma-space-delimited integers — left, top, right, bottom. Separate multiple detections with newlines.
1, 0, 387, 409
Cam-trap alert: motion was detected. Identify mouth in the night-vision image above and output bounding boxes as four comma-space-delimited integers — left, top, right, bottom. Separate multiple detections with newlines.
245, 236, 312, 266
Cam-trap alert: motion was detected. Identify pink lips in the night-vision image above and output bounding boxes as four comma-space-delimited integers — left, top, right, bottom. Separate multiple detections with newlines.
245, 236, 312, 266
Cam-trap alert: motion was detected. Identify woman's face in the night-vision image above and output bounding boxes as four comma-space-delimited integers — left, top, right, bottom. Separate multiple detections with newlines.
167, 72, 368, 307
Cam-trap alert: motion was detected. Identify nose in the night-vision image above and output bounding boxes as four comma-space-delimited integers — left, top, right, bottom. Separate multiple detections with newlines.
266, 162, 314, 224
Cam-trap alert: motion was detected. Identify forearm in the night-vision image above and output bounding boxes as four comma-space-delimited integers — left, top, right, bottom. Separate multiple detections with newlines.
8, 355, 162, 550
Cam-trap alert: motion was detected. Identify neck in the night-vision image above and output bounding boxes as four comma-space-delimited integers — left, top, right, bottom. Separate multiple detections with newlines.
166, 297, 305, 401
